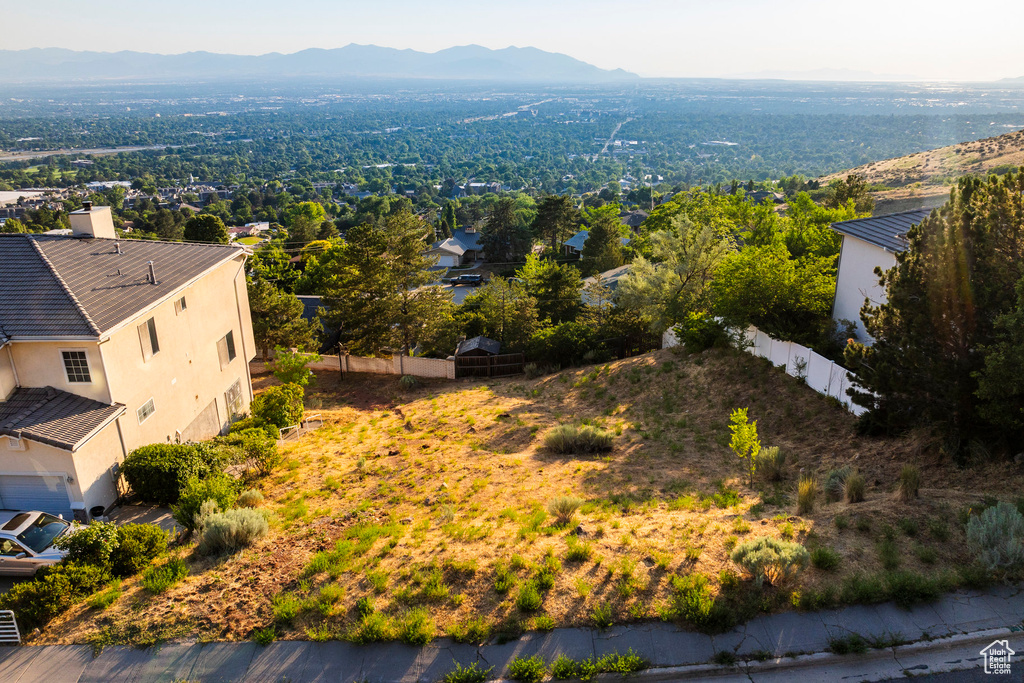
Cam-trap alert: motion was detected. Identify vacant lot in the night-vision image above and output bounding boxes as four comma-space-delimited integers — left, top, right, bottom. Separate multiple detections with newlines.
40, 347, 1024, 647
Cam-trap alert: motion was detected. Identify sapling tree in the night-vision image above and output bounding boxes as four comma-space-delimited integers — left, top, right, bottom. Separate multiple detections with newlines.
728, 408, 761, 487
271, 346, 321, 387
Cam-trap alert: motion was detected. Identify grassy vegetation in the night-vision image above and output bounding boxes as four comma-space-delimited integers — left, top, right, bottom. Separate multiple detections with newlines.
33, 347, 1024, 647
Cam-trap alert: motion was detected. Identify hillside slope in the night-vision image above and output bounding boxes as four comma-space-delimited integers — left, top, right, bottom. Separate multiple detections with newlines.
822, 127, 1024, 213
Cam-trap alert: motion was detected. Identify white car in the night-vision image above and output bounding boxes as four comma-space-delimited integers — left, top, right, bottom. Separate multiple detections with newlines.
0, 511, 71, 576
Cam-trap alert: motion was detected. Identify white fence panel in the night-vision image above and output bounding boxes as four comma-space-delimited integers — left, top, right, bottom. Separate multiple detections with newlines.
827, 363, 848, 403
662, 328, 680, 349
768, 339, 792, 368
786, 343, 810, 379
805, 351, 834, 395
752, 329, 773, 359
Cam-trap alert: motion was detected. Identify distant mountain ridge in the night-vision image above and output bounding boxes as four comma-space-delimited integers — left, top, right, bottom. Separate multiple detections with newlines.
0, 45, 638, 84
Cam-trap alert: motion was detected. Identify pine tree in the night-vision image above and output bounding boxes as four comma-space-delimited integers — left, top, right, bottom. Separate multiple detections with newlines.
480, 197, 532, 263
580, 211, 624, 276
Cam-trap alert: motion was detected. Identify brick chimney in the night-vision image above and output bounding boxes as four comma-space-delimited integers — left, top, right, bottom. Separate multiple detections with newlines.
69, 202, 116, 239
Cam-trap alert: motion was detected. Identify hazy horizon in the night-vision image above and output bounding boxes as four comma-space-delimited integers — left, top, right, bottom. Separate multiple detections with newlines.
3, 0, 1023, 82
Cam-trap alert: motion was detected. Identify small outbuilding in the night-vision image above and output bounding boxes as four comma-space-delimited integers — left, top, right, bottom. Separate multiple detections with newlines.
454, 336, 501, 357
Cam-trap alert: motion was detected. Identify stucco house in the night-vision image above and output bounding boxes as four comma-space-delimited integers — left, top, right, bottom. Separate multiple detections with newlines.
830, 209, 930, 341
424, 227, 484, 268
0, 202, 255, 520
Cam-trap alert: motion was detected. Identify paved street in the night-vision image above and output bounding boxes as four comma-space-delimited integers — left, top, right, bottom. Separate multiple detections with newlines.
0, 585, 1019, 682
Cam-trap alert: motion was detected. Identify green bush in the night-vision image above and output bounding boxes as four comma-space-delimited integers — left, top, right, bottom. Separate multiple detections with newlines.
966, 501, 1024, 575
547, 496, 583, 527
237, 489, 265, 508
757, 446, 786, 483
197, 508, 269, 555
676, 311, 731, 353
447, 615, 491, 644
109, 524, 167, 578
348, 611, 393, 643
667, 573, 736, 634
141, 557, 188, 594
442, 661, 493, 683
251, 383, 304, 429
730, 537, 809, 587
240, 430, 280, 476
824, 466, 852, 502
52, 521, 119, 567
885, 570, 947, 608
399, 375, 418, 390
528, 321, 597, 367
810, 546, 841, 571
397, 607, 435, 645
0, 561, 109, 632
544, 424, 613, 454
565, 535, 594, 562
229, 417, 279, 440
173, 474, 239, 531
121, 443, 218, 505
591, 601, 613, 628
516, 580, 543, 611
507, 655, 547, 683
271, 347, 320, 387
252, 626, 276, 646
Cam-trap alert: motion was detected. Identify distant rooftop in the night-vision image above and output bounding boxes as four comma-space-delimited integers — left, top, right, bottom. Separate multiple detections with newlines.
830, 209, 931, 253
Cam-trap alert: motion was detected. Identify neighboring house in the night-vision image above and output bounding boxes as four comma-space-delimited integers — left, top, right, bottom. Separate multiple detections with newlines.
745, 190, 785, 204
424, 238, 466, 269
830, 209, 930, 341
562, 229, 631, 258
0, 202, 256, 520
455, 336, 501, 357
619, 209, 648, 230
582, 264, 631, 305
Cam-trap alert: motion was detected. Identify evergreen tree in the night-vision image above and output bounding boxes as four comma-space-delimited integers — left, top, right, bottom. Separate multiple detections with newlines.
517, 254, 583, 324
532, 194, 580, 253
442, 201, 459, 234
580, 210, 624, 276
844, 171, 1024, 450
247, 278, 323, 362
479, 197, 532, 264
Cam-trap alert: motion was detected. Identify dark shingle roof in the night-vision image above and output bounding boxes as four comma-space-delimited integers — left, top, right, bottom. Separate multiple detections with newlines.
455, 336, 501, 356
0, 234, 243, 339
831, 209, 931, 253
0, 386, 124, 451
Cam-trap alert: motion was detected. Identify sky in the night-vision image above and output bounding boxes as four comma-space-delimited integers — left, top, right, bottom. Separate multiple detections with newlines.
4, 0, 1024, 81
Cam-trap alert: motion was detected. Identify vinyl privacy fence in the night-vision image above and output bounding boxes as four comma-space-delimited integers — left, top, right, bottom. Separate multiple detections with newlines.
254, 354, 457, 380
662, 326, 867, 416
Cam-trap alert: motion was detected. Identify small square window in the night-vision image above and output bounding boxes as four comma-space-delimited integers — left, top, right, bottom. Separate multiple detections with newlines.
217, 330, 237, 370
174, 297, 187, 314
137, 398, 156, 424
61, 350, 91, 383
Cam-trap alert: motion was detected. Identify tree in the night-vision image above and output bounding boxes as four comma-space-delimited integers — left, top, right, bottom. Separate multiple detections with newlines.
844, 172, 1024, 449
247, 279, 323, 362
617, 214, 734, 333
285, 201, 327, 247
975, 275, 1024, 432
442, 201, 459, 234
321, 209, 452, 355
480, 197, 532, 264
580, 208, 623, 276
462, 279, 540, 352
517, 254, 583, 324
825, 174, 875, 213
728, 408, 761, 487
0, 218, 25, 233
532, 195, 580, 253
183, 214, 228, 244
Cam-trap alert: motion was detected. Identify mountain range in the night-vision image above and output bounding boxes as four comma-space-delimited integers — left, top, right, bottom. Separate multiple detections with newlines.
0, 45, 638, 84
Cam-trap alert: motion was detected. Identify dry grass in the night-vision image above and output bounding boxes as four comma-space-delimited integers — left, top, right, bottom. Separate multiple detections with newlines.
36, 347, 1024, 646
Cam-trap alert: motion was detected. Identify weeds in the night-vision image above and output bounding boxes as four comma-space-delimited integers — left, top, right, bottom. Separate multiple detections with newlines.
897, 465, 920, 502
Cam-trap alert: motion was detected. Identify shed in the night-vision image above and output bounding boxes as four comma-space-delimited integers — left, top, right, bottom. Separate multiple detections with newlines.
455, 336, 501, 357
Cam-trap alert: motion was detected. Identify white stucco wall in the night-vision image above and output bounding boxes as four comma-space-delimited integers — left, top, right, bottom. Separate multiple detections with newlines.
833, 235, 897, 341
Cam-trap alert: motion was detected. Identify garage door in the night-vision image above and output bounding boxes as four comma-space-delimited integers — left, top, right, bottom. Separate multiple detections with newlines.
0, 475, 73, 519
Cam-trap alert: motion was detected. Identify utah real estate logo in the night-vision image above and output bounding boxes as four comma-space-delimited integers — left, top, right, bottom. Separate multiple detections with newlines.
980, 639, 1014, 675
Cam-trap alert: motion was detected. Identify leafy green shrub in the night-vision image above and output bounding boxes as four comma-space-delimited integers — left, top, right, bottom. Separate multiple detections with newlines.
516, 580, 543, 611
810, 546, 841, 571
547, 495, 583, 527
271, 347, 320, 387
121, 443, 219, 505
348, 611, 392, 643
591, 601, 613, 628
596, 649, 648, 673
676, 311, 731, 353
251, 383, 304, 429
878, 538, 900, 570
544, 424, 613, 454
397, 607, 435, 645
845, 472, 866, 503
240, 430, 281, 476
897, 465, 920, 501
757, 446, 786, 483
229, 417, 279, 441
797, 475, 816, 514
565, 535, 593, 562
507, 655, 547, 682
730, 537, 809, 586
237, 489, 265, 508
399, 375, 418, 390
839, 573, 888, 604
173, 474, 238, 531
494, 562, 516, 593
141, 557, 188, 594
667, 573, 735, 633
272, 593, 302, 623
252, 626, 276, 646
825, 466, 852, 502
197, 508, 269, 555
109, 523, 167, 578
0, 561, 109, 631
966, 501, 1024, 574
443, 661, 493, 683
447, 615, 491, 644
550, 655, 590, 680
52, 521, 119, 567
898, 518, 919, 536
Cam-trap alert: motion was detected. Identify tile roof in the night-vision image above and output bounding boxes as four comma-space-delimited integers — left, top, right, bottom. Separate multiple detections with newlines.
0, 234, 244, 339
831, 209, 931, 253
0, 386, 124, 451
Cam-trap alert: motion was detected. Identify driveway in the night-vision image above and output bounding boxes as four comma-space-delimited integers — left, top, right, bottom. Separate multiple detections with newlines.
441, 284, 481, 305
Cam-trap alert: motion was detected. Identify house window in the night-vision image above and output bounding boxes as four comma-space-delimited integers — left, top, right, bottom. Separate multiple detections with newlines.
138, 317, 160, 360
225, 379, 244, 418
174, 297, 187, 314
217, 331, 237, 370
137, 398, 156, 424
61, 350, 91, 383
